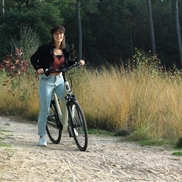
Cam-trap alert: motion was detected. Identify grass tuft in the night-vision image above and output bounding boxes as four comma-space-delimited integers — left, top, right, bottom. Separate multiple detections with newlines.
176, 137, 182, 149
172, 152, 182, 156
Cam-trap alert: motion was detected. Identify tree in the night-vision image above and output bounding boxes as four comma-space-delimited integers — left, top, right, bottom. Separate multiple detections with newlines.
146, 0, 156, 56
2, 0, 4, 17
174, 0, 182, 68
0, 0, 5, 24
1, 0, 182, 68
76, 0, 99, 60
0, 2, 64, 59
76, 0, 82, 60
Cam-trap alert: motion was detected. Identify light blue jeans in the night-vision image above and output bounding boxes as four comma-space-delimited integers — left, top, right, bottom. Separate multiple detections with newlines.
38, 73, 64, 137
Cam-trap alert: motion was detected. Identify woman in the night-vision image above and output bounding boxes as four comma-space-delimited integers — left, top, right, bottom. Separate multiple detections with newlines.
30, 25, 85, 146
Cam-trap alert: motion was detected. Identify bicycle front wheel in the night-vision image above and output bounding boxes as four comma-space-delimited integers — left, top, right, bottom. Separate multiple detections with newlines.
68, 100, 88, 151
46, 101, 62, 144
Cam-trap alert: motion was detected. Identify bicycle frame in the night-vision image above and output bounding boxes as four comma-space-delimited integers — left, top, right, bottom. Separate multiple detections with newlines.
52, 72, 72, 131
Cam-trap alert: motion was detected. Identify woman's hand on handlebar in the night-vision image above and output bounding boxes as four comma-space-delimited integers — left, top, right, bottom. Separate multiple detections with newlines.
37, 68, 44, 75
79, 60, 85, 66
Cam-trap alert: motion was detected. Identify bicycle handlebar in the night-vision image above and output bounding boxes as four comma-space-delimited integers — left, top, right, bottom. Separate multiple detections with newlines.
44, 62, 80, 76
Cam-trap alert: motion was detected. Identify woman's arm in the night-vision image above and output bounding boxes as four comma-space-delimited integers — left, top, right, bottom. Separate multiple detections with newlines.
30, 48, 41, 71
65, 44, 85, 66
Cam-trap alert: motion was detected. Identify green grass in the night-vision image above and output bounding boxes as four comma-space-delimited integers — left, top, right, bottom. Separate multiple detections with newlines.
0, 128, 13, 150
114, 129, 129, 137
0, 130, 12, 133
88, 129, 115, 136
172, 151, 182, 156
139, 139, 174, 146
0, 142, 11, 148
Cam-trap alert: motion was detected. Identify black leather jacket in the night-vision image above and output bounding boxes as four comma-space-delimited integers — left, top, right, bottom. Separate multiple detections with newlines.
30, 43, 75, 73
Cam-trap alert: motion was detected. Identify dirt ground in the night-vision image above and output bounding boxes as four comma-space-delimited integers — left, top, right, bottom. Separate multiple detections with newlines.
0, 116, 182, 182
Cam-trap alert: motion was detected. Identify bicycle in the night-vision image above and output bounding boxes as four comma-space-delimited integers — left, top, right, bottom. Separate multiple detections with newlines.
45, 62, 88, 151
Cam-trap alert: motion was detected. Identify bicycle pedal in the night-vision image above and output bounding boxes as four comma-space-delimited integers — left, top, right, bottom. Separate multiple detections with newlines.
68, 126, 72, 137
58, 123, 63, 131
68, 126, 78, 137
47, 115, 55, 121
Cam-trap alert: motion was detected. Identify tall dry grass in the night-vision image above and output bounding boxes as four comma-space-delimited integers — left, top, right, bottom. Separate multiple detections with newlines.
74, 65, 182, 141
0, 71, 39, 120
1, 60, 182, 142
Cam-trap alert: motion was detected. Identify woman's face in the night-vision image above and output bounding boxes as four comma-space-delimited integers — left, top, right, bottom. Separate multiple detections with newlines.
53, 31, 64, 43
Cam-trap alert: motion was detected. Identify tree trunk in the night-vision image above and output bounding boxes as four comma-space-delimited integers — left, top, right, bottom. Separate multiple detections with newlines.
76, 0, 82, 60
146, 0, 156, 56
2, 0, 5, 24
0, 0, 5, 18
174, 0, 182, 68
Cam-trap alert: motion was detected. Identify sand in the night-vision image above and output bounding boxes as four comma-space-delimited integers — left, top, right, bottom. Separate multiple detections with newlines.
0, 116, 182, 182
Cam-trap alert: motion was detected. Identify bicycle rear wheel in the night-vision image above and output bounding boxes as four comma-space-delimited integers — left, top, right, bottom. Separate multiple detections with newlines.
46, 101, 62, 144
68, 100, 88, 151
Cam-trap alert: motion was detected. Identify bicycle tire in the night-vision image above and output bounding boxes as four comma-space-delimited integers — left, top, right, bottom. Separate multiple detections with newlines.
68, 100, 88, 151
46, 101, 62, 144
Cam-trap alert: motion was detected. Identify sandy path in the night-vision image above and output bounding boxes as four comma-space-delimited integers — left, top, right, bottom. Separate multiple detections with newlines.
0, 116, 182, 182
